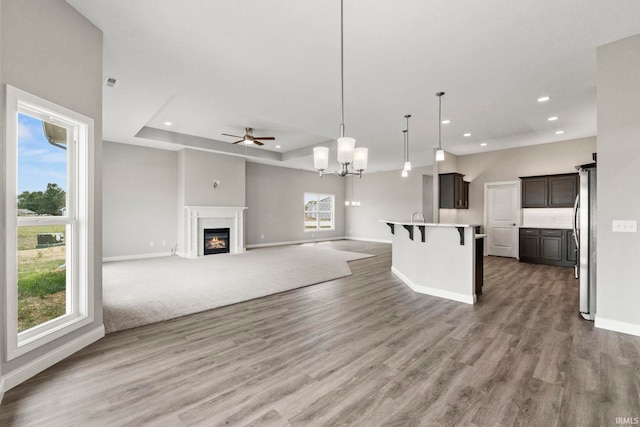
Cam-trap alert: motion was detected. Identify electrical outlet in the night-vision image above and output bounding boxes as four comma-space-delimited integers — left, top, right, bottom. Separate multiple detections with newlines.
612, 220, 637, 233
162, 241, 166, 246
150, 241, 155, 247
261, 234, 264, 239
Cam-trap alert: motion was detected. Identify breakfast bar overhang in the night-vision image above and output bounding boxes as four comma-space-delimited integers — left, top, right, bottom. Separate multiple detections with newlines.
382, 220, 485, 304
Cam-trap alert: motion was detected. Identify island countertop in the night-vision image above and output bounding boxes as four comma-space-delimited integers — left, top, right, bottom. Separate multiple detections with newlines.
380, 220, 480, 228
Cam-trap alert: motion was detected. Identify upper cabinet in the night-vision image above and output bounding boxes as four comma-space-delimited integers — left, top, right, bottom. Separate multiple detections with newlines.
520, 173, 578, 208
440, 173, 469, 209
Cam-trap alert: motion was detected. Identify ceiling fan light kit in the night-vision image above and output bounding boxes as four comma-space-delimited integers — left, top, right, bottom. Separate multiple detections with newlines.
314, 0, 368, 178
222, 127, 275, 147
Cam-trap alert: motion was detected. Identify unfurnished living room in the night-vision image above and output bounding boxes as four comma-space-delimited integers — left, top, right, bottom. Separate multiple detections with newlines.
2, 1, 640, 426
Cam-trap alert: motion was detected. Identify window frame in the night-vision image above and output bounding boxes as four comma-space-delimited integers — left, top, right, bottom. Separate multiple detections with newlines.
5, 85, 94, 360
304, 192, 335, 232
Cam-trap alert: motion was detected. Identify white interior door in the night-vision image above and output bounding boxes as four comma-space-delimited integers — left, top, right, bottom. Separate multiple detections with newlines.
485, 182, 519, 258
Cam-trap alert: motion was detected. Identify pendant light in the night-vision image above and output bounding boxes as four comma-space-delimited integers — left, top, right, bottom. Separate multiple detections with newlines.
401, 130, 408, 178
436, 92, 445, 162
404, 114, 412, 172
313, 0, 368, 178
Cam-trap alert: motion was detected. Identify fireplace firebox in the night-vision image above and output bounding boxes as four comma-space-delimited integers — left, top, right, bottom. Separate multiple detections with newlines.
203, 228, 230, 255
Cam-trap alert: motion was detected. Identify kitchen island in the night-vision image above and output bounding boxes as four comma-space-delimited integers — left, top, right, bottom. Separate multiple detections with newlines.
381, 220, 484, 304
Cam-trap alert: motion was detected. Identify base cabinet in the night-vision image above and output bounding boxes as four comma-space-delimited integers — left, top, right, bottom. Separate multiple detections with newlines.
519, 228, 575, 267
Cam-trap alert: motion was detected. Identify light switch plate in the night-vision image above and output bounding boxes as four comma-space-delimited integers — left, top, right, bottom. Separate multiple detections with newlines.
612, 220, 637, 233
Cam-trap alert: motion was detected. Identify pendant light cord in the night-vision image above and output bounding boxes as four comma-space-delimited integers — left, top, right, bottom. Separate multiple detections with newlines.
438, 95, 442, 149
405, 115, 411, 161
436, 91, 445, 150
340, 0, 345, 138
403, 130, 408, 162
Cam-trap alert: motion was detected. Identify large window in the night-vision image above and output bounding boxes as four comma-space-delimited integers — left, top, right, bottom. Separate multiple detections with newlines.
304, 193, 335, 232
5, 86, 93, 359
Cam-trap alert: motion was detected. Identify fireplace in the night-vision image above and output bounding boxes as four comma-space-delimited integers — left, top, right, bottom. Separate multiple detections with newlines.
203, 228, 230, 255
183, 206, 246, 258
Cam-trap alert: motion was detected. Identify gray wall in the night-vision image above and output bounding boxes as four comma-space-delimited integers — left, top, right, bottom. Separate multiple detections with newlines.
245, 162, 345, 246
103, 142, 178, 259
103, 146, 346, 255
456, 137, 596, 226
344, 139, 596, 242
596, 34, 640, 333
180, 149, 246, 207
345, 166, 433, 242
176, 148, 246, 255
1, 0, 103, 374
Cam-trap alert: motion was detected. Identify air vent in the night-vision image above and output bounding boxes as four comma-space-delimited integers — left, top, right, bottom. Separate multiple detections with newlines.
105, 77, 117, 88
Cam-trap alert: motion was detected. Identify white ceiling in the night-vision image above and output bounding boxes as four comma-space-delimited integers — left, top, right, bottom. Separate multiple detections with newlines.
66, 0, 640, 172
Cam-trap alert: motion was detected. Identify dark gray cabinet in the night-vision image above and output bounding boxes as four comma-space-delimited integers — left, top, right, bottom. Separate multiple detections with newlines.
566, 230, 578, 263
519, 228, 540, 258
519, 228, 575, 267
521, 173, 578, 208
522, 178, 548, 207
440, 173, 469, 209
539, 229, 562, 261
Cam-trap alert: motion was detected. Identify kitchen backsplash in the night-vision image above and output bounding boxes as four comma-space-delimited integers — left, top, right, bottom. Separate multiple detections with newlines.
522, 208, 573, 229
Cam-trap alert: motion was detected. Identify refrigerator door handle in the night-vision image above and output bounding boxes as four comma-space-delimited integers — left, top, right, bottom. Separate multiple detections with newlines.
572, 193, 580, 247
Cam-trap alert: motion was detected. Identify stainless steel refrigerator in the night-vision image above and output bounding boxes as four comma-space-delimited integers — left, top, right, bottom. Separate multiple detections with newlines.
573, 162, 596, 320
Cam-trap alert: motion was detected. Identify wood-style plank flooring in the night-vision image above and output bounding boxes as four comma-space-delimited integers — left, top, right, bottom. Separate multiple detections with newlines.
1, 240, 639, 426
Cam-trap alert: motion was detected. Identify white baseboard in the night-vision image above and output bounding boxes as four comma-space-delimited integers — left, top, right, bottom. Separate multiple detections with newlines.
1, 325, 105, 393
103, 252, 172, 262
0, 377, 4, 406
391, 267, 476, 305
345, 236, 392, 244
595, 316, 640, 337
246, 236, 346, 249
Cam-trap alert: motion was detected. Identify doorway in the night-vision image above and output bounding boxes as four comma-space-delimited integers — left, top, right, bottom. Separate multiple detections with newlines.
485, 181, 520, 258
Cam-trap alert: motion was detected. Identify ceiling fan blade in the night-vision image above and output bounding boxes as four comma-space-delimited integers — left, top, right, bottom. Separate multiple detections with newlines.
231, 140, 244, 144
254, 137, 275, 140
254, 140, 265, 146
222, 133, 243, 138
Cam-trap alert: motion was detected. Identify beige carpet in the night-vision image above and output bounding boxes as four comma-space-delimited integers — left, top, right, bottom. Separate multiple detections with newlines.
102, 245, 374, 333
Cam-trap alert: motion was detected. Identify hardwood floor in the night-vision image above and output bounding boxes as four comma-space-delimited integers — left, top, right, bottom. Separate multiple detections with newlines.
1, 240, 639, 426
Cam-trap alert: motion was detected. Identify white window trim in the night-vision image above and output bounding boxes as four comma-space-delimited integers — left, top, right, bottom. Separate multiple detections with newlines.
304, 192, 336, 232
5, 85, 94, 361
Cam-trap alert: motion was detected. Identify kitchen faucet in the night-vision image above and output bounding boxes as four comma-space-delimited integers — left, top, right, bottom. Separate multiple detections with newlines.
411, 211, 425, 223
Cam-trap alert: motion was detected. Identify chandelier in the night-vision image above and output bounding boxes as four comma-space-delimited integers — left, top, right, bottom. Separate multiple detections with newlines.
313, 0, 368, 178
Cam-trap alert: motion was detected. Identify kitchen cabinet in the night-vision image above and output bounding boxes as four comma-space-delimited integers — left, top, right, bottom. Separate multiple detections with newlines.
520, 173, 578, 208
566, 230, 577, 263
519, 228, 575, 267
539, 229, 562, 262
440, 173, 469, 209
519, 228, 540, 258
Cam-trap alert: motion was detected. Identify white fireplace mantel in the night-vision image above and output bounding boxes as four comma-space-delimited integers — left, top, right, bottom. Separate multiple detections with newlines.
184, 206, 247, 258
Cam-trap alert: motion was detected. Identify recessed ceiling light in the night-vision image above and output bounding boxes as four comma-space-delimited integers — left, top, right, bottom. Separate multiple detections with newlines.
442, 119, 451, 124
164, 121, 172, 126
537, 96, 551, 102
555, 130, 564, 135
463, 133, 471, 137
547, 116, 558, 121
275, 145, 281, 148
480, 143, 487, 147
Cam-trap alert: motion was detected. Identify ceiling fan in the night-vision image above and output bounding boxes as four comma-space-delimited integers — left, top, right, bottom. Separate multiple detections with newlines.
222, 127, 275, 146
